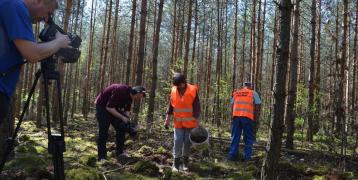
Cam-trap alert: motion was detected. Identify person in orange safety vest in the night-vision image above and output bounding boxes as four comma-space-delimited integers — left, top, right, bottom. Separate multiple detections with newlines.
164, 73, 201, 171
228, 82, 261, 161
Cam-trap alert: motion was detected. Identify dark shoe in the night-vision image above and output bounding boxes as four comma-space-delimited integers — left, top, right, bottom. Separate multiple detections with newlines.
227, 155, 239, 162
182, 157, 189, 171
172, 157, 181, 171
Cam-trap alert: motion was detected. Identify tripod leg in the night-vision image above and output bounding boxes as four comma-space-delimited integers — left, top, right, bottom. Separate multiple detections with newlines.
45, 73, 65, 180
0, 70, 42, 173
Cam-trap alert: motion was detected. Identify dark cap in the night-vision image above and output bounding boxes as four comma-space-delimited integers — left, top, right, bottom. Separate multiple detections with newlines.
243, 82, 252, 87
131, 86, 146, 97
173, 73, 186, 86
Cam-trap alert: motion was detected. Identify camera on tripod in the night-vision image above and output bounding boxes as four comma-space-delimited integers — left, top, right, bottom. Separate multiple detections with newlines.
39, 17, 82, 63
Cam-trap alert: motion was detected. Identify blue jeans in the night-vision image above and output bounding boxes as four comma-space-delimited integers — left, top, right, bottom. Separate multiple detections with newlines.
96, 105, 126, 160
173, 128, 192, 158
228, 116, 255, 160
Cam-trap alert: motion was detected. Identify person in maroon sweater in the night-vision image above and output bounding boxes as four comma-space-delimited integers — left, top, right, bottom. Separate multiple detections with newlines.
95, 84, 146, 161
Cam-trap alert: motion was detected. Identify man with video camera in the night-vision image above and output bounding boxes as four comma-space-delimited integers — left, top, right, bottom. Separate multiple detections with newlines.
95, 84, 146, 162
0, 0, 71, 126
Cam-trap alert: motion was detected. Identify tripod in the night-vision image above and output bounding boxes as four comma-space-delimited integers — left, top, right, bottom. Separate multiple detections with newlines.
0, 58, 66, 180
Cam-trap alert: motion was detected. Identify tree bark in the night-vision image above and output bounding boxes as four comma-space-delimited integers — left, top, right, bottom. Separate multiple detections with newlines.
126, 0, 137, 84
183, 0, 193, 76
132, 0, 148, 124
285, 0, 300, 149
307, 0, 317, 142
262, 0, 292, 179
146, 0, 164, 132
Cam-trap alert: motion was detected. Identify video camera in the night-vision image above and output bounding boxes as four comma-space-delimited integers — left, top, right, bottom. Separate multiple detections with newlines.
39, 17, 82, 63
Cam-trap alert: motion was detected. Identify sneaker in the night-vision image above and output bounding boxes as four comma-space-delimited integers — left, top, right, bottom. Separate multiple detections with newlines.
182, 157, 189, 171
172, 157, 181, 172
227, 156, 239, 162
117, 152, 128, 158
98, 158, 107, 164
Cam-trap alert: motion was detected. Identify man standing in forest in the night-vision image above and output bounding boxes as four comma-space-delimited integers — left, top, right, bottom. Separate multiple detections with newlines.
228, 82, 261, 161
0, 0, 70, 158
164, 73, 201, 171
95, 84, 146, 162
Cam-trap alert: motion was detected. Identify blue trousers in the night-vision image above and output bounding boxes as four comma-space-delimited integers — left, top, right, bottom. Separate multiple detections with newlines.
228, 116, 255, 160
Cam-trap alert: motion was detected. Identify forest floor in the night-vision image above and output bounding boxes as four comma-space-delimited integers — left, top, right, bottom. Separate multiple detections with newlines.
1, 113, 358, 179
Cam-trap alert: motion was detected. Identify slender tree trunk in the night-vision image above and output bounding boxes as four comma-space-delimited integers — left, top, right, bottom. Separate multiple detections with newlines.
98, 0, 109, 91
190, 0, 198, 83
146, 0, 164, 133
262, 0, 292, 179
285, 0, 300, 149
126, 0, 137, 84
232, 0, 238, 91
338, 0, 348, 166
82, 0, 96, 119
352, 1, 358, 120
170, 0, 177, 69
183, 0, 193, 76
334, 2, 340, 132
314, 0, 322, 135
132, 0, 148, 124
254, 0, 262, 92
214, 0, 222, 127
240, 0, 248, 84
307, 0, 317, 142
249, 0, 257, 82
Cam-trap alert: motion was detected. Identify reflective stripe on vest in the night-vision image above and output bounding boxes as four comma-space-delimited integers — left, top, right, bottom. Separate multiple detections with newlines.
234, 108, 254, 114
175, 117, 196, 122
173, 108, 193, 113
232, 88, 255, 120
170, 84, 198, 128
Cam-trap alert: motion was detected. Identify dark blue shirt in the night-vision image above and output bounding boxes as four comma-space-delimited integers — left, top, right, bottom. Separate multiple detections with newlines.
0, 0, 35, 99
95, 84, 132, 111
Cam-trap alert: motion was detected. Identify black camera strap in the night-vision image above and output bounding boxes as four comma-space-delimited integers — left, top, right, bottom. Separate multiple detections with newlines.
0, 61, 27, 77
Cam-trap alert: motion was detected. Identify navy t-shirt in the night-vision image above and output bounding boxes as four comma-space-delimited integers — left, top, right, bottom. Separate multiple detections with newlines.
95, 84, 132, 111
0, 0, 35, 99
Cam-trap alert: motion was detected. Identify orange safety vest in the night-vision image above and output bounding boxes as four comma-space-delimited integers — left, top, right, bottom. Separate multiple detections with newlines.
170, 84, 198, 128
232, 87, 255, 120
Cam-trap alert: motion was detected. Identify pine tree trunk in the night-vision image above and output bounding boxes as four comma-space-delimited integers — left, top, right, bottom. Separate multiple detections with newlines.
307, 0, 317, 142
240, 0, 248, 84
82, 0, 96, 119
232, 0, 238, 91
183, 0, 193, 76
190, 0, 198, 83
249, 0, 257, 82
285, 0, 300, 149
262, 0, 292, 179
132, 0, 148, 124
126, 0, 137, 84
